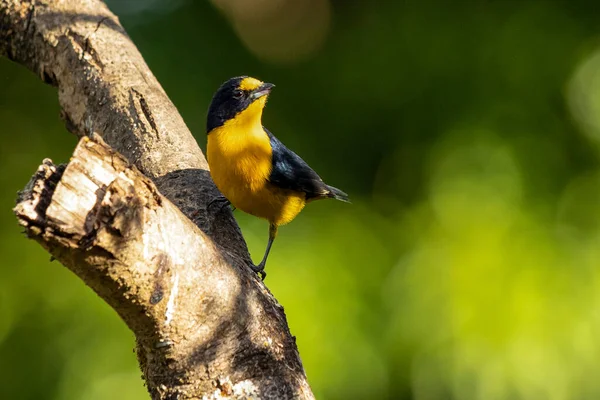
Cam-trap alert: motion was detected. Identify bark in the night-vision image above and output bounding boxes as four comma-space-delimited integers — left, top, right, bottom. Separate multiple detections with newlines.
2, 0, 314, 398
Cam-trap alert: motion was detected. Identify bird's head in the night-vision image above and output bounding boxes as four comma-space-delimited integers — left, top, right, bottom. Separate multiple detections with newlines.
207, 76, 275, 133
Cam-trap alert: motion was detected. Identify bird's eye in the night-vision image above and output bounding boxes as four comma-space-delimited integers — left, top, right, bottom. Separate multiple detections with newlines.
233, 90, 243, 99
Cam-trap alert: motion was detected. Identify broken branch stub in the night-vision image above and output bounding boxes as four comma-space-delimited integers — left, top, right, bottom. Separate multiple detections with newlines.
14, 136, 314, 400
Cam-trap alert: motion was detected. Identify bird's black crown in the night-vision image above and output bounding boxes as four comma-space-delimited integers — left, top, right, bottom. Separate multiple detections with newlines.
206, 76, 254, 133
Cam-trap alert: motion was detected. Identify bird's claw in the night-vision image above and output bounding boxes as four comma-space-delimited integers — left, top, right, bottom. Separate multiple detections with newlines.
250, 263, 267, 280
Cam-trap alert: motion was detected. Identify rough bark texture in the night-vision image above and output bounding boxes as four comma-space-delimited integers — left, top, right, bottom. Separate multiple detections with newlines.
2, 0, 314, 399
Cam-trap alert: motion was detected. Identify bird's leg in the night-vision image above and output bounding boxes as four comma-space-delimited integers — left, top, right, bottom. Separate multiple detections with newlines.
251, 223, 278, 280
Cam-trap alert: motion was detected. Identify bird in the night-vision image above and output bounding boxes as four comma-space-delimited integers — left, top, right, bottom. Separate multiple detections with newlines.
206, 76, 349, 279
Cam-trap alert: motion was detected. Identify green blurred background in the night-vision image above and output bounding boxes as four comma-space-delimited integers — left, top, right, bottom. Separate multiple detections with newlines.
2, 0, 600, 398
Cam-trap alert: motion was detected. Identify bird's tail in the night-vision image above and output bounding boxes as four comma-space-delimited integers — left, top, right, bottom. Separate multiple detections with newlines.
326, 185, 350, 203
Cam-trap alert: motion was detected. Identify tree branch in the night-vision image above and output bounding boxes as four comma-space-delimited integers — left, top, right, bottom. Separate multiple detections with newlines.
2, 0, 314, 398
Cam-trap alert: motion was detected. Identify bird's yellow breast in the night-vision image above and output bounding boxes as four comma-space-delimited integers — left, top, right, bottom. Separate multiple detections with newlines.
207, 105, 306, 225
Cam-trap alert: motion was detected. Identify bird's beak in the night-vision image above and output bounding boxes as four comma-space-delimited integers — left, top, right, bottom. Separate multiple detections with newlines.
250, 83, 275, 101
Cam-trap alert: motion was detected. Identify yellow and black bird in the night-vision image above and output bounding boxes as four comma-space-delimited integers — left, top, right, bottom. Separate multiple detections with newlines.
206, 76, 349, 278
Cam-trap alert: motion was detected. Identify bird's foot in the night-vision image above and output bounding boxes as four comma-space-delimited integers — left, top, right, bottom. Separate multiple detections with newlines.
250, 263, 267, 280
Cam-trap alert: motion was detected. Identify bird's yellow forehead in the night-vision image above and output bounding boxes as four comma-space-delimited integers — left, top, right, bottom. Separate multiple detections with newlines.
239, 77, 263, 91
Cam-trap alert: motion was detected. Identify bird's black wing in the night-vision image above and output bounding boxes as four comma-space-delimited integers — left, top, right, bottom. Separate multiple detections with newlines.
265, 128, 330, 199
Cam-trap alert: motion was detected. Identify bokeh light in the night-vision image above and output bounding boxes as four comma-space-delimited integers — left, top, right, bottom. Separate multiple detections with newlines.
211, 0, 331, 64
568, 45, 600, 151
